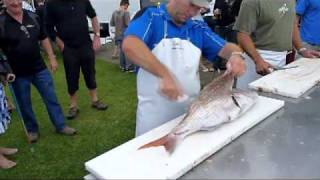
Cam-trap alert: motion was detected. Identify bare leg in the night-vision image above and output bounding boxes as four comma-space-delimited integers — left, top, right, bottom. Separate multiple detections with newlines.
0, 147, 18, 156
89, 89, 98, 103
69, 93, 77, 108
0, 153, 16, 169
112, 44, 120, 58
66, 93, 79, 119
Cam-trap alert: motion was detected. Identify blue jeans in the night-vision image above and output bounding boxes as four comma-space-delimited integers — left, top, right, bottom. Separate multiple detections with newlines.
12, 69, 65, 133
119, 39, 132, 70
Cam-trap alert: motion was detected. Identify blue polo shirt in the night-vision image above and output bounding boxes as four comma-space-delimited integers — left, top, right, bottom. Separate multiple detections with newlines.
124, 4, 226, 62
296, 0, 320, 45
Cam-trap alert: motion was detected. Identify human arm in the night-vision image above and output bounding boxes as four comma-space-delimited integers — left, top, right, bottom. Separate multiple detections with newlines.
86, 0, 101, 51
233, 0, 272, 75
124, 11, 130, 27
237, 31, 272, 75
292, 15, 320, 58
41, 38, 58, 73
217, 43, 246, 76
0, 53, 15, 83
122, 36, 183, 100
91, 16, 101, 51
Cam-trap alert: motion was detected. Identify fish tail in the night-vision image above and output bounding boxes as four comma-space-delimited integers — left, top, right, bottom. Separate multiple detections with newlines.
138, 134, 177, 153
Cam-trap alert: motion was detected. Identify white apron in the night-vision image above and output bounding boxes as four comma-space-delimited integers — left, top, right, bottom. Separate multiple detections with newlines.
136, 21, 201, 136
236, 49, 287, 90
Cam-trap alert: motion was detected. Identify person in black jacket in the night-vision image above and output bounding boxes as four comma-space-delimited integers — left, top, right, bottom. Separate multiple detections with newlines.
45, 0, 108, 119
0, 0, 76, 143
212, 0, 239, 70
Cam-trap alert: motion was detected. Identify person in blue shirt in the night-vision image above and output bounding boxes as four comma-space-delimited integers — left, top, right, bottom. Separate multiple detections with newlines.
123, 0, 246, 136
296, 0, 320, 53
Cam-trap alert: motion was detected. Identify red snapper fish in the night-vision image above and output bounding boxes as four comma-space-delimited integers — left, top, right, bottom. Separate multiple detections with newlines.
139, 72, 258, 153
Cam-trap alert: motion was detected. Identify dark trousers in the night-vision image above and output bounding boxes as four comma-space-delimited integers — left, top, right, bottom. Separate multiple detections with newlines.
62, 45, 97, 95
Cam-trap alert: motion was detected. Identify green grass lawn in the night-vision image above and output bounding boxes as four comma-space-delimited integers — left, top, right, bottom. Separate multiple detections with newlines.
0, 56, 137, 178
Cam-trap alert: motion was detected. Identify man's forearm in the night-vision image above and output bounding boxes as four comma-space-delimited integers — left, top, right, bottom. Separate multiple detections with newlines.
218, 42, 243, 60
91, 17, 100, 36
293, 15, 303, 50
41, 38, 55, 59
237, 32, 263, 64
122, 36, 171, 79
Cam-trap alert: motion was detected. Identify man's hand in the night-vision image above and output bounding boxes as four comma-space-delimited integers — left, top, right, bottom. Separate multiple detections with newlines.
48, 55, 58, 73
159, 73, 184, 101
56, 38, 65, 52
300, 48, 320, 58
6, 73, 15, 83
255, 59, 273, 76
226, 53, 246, 77
92, 35, 101, 51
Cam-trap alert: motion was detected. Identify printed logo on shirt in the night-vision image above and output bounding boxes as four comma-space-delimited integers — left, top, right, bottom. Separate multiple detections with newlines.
26, 24, 35, 28
278, 3, 289, 16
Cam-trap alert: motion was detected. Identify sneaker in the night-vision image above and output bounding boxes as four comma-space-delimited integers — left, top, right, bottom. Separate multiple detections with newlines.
202, 68, 209, 72
27, 132, 39, 143
91, 100, 108, 110
208, 67, 214, 72
57, 126, 76, 136
66, 107, 79, 120
127, 68, 135, 73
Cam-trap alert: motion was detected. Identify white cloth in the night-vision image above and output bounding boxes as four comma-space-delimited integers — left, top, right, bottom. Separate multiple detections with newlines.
22, 1, 35, 12
136, 24, 201, 136
236, 49, 287, 90
0, 84, 10, 134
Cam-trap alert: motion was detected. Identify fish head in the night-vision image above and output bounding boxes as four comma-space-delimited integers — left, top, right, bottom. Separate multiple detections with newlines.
232, 89, 258, 113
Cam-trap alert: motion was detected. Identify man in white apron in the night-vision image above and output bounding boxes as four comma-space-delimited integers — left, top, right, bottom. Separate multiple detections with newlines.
123, 0, 246, 136
233, 0, 320, 90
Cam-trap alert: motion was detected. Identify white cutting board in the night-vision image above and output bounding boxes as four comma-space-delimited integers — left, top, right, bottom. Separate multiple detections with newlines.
84, 174, 96, 180
249, 58, 320, 98
85, 96, 284, 179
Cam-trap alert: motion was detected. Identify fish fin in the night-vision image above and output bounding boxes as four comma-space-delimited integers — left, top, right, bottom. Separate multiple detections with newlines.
138, 134, 177, 153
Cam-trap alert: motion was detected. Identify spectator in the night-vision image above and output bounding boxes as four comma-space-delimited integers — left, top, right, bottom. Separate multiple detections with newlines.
0, 0, 76, 143
110, 0, 132, 72
296, 0, 320, 52
0, 52, 17, 169
212, 0, 238, 70
35, 0, 45, 24
45, 0, 108, 119
234, 0, 320, 90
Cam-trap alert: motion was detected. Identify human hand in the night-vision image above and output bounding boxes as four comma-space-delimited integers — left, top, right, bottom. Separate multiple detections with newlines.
159, 73, 184, 101
6, 73, 15, 83
48, 55, 58, 73
300, 48, 320, 58
56, 40, 64, 52
92, 35, 101, 51
226, 53, 246, 77
255, 59, 273, 76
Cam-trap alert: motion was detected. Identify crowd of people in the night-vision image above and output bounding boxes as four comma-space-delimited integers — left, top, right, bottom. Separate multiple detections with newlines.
0, 0, 319, 170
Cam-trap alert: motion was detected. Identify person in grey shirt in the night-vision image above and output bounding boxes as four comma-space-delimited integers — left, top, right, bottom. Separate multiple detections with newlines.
233, 0, 320, 90
110, 0, 132, 72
